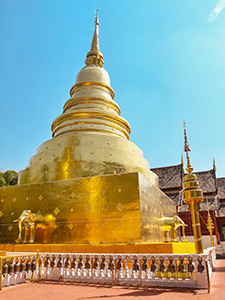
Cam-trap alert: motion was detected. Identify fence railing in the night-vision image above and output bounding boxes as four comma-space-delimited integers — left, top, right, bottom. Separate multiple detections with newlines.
0, 254, 34, 290
1, 247, 216, 292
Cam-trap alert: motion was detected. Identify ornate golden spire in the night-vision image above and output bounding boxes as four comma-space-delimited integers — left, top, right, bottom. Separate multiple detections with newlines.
182, 121, 203, 253
85, 10, 104, 67
206, 199, 214, 247
183, 121, 193, 174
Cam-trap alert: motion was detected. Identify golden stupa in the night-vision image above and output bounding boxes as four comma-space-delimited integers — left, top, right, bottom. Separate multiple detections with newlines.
0, 13, 176, 246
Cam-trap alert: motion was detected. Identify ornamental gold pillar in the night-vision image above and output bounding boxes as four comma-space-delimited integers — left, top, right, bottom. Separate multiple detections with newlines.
206, 200, 214, 247
182, 122, 203, 254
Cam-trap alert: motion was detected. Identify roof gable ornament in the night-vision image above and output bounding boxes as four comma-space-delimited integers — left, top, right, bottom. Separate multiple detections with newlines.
213, 157, 216, 172
181, 153, 184, 166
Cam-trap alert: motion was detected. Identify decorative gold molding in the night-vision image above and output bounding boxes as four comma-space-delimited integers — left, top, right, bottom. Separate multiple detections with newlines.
63, 97, 120, 115
54, 127, 126, 140
52, 120, 130, 140
51, 111, 130, 134
70, 82, 115, 99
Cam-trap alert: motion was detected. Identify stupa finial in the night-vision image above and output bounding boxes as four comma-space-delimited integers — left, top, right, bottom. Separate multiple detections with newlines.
85, 9, 104, 67
183, 121, 193, 174
95, 8, 99, 25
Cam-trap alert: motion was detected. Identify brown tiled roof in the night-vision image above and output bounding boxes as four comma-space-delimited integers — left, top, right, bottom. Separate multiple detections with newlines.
152, 165, 217, 194
179, 198, 218, 212
193, 170, 217, 195
200, 198, 219, 211
178, 203, 189, 212
152, 164, 218, 208
218, 207, 225, 217
151, 164, 183, 190
166, 192, 182, 206
217, 177, 225, 200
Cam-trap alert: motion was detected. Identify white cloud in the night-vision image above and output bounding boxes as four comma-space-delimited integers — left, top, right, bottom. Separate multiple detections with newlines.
208, 0, 225, 22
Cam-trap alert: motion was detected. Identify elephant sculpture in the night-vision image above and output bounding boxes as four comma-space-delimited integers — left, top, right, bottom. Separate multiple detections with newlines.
13, 210, 56, 243
158, 215, 188, 242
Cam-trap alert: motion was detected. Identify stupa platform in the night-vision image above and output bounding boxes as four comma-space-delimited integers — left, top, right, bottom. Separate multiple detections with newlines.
0, 242, 195, 254
0, 172, 176, 245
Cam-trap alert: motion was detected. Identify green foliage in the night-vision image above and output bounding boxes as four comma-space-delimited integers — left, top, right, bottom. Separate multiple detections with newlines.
0, 170, 18, 187
0, 172, 6, 187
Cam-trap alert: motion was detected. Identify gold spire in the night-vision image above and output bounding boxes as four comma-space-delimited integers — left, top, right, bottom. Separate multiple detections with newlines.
206, 199, 214, 247
85, 10, 104, 67
183, 121, 193, 174
90, 9, 99, 52
182, 121, 203, 253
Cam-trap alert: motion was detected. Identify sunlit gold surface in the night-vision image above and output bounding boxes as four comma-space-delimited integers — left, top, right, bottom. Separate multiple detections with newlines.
0, 242, 195, 254
182, 122, 203, 254
13, 210, 55, 243
0, 14, 177, 246
18, 133, 159, 185
156, 216, 188, 242
17, 14, 158, 186
0, 172, 175, 244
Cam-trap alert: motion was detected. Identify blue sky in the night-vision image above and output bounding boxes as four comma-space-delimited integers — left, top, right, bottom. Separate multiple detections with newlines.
0, 0, 225, 177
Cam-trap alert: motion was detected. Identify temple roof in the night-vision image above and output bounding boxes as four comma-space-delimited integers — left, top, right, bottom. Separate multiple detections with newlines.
151, 164, 183, 191
179, 198, 219, 212
218, 207, 225, 217
166, 192, 182, 206
194, 170, 217, 195
217, 177, 225, 200
152, 164, 217, 196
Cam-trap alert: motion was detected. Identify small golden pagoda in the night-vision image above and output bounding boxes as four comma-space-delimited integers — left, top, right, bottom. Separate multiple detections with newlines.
182, 122, 203, 254
0, 13, 176, 247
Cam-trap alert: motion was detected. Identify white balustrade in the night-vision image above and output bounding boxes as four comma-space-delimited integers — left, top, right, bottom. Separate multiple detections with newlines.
1, 247, 216, 291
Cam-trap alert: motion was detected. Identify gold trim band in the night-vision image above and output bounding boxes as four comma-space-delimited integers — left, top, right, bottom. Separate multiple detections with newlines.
52, 120, 130, 140
70, 82, 115, 99
54, 128, 126, 140
52, 111, 131, 134
63, 97, 120, 115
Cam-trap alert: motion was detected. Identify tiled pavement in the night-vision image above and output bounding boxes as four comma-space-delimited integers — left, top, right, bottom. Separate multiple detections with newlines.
1, 259, 225, 300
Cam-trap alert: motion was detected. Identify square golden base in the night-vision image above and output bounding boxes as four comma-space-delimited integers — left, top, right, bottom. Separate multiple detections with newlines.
0, 172, 175, 244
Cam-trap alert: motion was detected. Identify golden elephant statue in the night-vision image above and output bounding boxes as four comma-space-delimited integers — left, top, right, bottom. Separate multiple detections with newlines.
13, 210, 56, 243
158, 215, 188, 242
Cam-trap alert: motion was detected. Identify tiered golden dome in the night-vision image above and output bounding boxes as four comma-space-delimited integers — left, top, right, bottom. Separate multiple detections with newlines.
18, 12, 158, 186
51, 12, 130, 140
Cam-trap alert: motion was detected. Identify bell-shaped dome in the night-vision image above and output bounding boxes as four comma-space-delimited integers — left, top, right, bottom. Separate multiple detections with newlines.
75, 65, 110, 86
